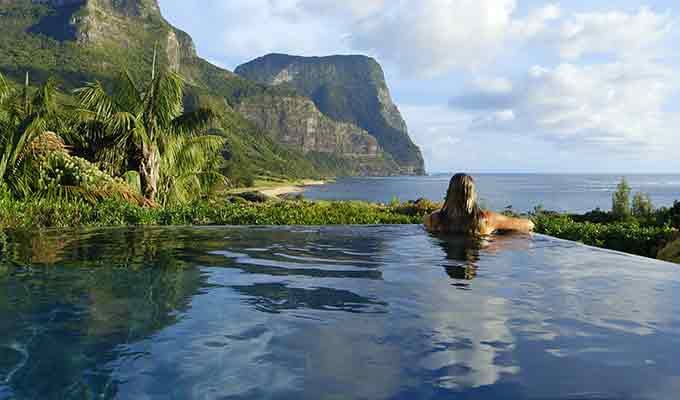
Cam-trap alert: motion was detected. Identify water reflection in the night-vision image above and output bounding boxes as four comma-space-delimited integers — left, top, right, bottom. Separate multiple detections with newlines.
1, 226, 680, 399
434, 235, 482, 283
0, 228, 211, 399
433, 233, 532, 283
231, 283, 387, 314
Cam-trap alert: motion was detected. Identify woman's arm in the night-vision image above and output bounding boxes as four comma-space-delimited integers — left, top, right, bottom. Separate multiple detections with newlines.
423, 211, 443, 232
484, 211, 535, 233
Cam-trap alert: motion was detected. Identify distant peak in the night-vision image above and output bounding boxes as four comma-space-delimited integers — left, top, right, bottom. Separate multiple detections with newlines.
31, 0, 85, 6
235, 53, 425, 175
30, 0, 160, 17
254, 53, 377, 64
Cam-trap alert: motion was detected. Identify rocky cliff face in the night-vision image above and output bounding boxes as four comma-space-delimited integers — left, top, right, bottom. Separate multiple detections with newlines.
8, 0, 196, 74
238, 95, 379, 156
235, 54, 426, 175
236, 95, 400, 176
74, 0, 164, 46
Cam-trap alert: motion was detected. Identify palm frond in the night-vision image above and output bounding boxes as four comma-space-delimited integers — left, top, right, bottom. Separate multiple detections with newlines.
31, 77, 59, 116
4, 165, 34, 198
143, 70, 184, 135
8, 113, 46, 165
0, 73, 10, 104
126, 122, 150, 149
171, 108, 216, 136
105, 111, 137, 138
158, 134, 227, 206
162, 134, 225, 175
112, 70, 143, 113
5, 90, 30, 123
74, 80, 116, 119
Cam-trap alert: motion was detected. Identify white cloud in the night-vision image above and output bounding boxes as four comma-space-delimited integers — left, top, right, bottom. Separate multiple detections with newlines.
444, 6, 679, 159
212, 0, 351, 61
401, 104, 572, 173
524, 62, 674, 148
160, 0, 379, 65
451, 62, 677, 151
559, 7, 673, 60
510, 3, 561, 39
350, 0, 519, 76
190, 0, 563, 77
473, 77, 514, 94
296, 0, 385, 19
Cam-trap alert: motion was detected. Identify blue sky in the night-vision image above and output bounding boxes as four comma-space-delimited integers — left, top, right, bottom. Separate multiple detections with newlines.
158, 0, 680, 173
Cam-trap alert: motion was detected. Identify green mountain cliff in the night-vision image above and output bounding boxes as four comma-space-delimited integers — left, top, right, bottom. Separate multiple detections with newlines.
236, 94, 401, 176
235, 54, 426, 175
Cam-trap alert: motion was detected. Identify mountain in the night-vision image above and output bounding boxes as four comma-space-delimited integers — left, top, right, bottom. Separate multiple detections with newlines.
235, 54, 426, 175
236, 94, 400, 176
0, 0, 417, 179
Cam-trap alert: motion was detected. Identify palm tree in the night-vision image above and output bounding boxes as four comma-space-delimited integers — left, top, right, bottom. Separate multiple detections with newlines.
0, 72, 64, 196
157, 134, 226, 206
0, 72, 147, 204
75, 68, 223, 203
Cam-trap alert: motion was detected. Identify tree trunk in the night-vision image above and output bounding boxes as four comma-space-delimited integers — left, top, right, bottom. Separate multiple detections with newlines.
140, 143, 160, 204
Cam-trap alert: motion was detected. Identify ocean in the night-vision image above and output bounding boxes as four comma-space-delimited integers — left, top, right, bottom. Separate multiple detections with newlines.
302, 174, 680, 213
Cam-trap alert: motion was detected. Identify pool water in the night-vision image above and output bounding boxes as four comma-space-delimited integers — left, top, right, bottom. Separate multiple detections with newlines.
1, 226, 680, 399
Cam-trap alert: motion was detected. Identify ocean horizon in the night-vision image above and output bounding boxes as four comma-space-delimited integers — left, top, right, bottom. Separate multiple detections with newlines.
303, 173, 680, 214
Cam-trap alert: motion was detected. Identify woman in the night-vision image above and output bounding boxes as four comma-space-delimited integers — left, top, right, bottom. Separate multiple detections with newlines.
424, 173, 535, 235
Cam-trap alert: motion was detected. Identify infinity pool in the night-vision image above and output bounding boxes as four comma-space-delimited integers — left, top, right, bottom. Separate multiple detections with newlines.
1, 226, 680, 399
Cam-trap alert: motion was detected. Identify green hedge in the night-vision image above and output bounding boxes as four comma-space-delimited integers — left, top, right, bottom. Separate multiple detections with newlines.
533, 214, 678, 258
0, 197, 438, 229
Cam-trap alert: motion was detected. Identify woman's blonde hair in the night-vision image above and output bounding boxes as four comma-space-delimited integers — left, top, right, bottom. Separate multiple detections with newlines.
440, 173, 483, 235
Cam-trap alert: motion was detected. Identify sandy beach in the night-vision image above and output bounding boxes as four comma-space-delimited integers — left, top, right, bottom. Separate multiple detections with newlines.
243, 179, 326, 198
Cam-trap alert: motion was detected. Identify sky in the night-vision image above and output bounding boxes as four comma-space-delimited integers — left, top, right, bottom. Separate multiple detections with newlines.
157, 0, 680, 174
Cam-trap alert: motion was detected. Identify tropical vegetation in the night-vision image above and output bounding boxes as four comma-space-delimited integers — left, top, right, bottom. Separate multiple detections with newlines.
73, 66, 224, 205
0, 66, 227, 208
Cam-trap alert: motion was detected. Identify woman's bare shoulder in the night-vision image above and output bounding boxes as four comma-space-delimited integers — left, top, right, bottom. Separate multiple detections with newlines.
424, 211, 443, 232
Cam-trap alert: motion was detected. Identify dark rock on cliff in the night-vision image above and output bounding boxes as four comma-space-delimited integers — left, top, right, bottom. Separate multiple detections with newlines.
235, 54, 426, 175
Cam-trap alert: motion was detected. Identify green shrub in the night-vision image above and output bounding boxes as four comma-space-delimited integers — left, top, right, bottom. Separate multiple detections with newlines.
533, 213, 677, 258
654, 201, 680, 229
658, 239, 680, 263
570, 208, 618, 224
632, 192, 654, 217
612, 177, 631, 220
0, 197, 431, 229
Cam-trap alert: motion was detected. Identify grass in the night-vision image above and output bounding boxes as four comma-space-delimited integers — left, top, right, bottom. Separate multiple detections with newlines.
0, 196, 439, 230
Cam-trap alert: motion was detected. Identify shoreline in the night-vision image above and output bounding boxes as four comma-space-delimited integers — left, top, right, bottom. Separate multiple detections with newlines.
227, 179, 328, 198
259, 180, 326, 197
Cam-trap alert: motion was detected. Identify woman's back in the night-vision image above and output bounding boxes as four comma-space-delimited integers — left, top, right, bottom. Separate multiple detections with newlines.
424, 174, 534, 235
